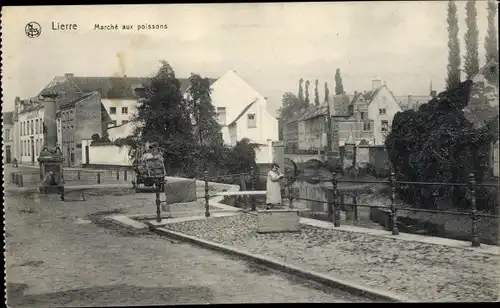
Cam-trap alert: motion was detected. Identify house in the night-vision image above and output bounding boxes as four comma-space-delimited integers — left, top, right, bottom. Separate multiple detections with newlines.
464, 59, 499, 177
13, 97, 45, 165
283, 79, 403, 153
2, 111, 15, 164
190, 70, 279, 147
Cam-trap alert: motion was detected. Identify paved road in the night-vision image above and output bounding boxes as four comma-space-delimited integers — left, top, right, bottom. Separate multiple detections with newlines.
4, 171, 368, 306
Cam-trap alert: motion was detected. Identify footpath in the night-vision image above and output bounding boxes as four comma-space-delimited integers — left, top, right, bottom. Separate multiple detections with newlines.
108, 181, 500, 303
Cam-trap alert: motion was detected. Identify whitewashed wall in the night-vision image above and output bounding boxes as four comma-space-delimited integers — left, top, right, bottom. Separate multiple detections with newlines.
82, 140, 132, 166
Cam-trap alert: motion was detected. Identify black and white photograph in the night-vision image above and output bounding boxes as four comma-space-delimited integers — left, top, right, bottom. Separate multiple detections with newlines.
2, 2, 499, 305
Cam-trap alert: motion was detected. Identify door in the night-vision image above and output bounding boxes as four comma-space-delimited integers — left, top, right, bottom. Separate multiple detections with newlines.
6, 145, 11, 163
31, 140, 35, 165
85, 146, 90, 165
67, 147, 71, 167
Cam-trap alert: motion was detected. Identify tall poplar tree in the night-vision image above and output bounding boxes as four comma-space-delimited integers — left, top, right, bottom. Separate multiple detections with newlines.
334, 69, 344, 95
485, 0, 498, 63
446, 1, 461, 89
464, 0, 480, 79
298, 78, 304, 103
305, 80, 311, 105
324, 82, 330, 103
314, 79, 320, 106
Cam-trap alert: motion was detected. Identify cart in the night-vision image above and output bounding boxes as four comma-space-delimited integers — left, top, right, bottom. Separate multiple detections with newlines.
132, 147, 167, 192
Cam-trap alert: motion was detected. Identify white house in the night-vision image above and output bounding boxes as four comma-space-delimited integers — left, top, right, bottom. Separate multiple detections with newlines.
191, 70, 279, 147
13, 97, 46, 165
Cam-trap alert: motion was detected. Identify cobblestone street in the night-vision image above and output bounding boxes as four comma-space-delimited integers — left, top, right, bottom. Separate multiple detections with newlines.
4, 178, 367, 306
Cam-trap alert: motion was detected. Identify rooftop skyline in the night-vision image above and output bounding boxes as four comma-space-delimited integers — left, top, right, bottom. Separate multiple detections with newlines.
1, 2, 494, 114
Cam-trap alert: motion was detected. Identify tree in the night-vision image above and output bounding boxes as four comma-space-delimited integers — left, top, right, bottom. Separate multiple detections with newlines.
186, 73, 222, 146
277, 92, 307, 140
335, 69, 344, 95
131, 60, 194, 172
324, 82, 330, 103
464, 0, 480, 79
298, 78, 304, 102
385, 80, 498, 211
485, 0, 498, 63
305, 80, 311, 105
314, 79, 320, 106
446, 1, 461, 89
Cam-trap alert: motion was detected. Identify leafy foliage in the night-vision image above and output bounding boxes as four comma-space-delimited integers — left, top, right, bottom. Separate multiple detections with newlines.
446, 0, 461, 90
385, 80, 498, 211
185, 73, 222, 146
335, 68, 344, 95
324, 82, 330, 103
277, 92, 308, 140
464, 0, 480, 79
130, 60, 257, 179
131, 61, 195, 172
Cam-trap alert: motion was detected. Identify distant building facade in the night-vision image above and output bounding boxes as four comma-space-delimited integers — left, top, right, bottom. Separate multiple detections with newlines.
2, 112, 15, 164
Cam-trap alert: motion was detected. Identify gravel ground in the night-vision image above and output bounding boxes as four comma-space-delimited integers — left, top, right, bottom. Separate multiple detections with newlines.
162, 213, 500, 302
5, 190, 368, 306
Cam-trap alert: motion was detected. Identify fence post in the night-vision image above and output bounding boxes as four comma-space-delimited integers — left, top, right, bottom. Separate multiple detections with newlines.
469, 173, 480, 247
97, 173, 101, 184
288, 181, 294, 209
77, 171, 81, 180
204, 170, 210, 217
155, 182, 161, 223
390, 172, 399, 235
250, 166, 256, 211
124, 170, 127, 182
19, 174, 24, 187
332, 171, 340, 227
116, 169, 120, 181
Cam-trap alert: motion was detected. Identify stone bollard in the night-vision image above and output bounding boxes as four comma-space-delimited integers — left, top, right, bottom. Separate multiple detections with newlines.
18, 174, 24, 187
390, 172, 399, 235
77, 171, 81, 180
97, 173, 101, 184
116, 170, 120, 181
124, 170, 128, 181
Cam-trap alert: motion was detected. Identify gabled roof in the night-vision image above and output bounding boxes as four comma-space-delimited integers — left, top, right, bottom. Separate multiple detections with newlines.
473, 59, 498, 80
2, 112, 14, 125
228, 99, 258, 126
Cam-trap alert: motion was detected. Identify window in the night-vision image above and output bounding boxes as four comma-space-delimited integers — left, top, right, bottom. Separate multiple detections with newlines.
35, 119, 39, 134
40, 119, 43, 134
360, 112, 365, 120
121, 107, 128, 114
247, 114, 257, 128
110, 107, 117, 114
381, 120, 389, 132
348, 105, 354, 114
216, 107, 226, 125
70, 153, 75, 163
109, 120, 117, 127
31, 120, 34, 135
5, 129, 10, 140
122, 120, 129, 125
363, 121, 371, 131
379, 108, 387, 115
490, 65, 497, 74
35, 139, 38, 154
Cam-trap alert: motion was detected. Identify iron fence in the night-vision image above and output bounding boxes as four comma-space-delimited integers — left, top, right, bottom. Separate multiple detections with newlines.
200, 167, 499, 248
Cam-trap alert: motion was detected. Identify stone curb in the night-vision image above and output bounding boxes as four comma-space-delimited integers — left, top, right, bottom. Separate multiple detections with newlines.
151, 226, 415, 303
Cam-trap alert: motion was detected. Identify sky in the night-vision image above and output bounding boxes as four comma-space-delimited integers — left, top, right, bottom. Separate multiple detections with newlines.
1, 2, 495, 115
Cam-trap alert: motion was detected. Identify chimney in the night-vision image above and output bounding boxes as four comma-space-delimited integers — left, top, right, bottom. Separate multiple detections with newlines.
134, 86, 146, 98
65, 73, 74, 79
372, 79, 382, 90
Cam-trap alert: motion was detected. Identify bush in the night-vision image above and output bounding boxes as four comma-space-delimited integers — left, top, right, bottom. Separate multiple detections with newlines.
385, 80, 498, 211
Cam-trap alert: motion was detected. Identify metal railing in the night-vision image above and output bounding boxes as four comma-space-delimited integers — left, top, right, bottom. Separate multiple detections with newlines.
289, 171, 499, 248
201, 167, 499, 248
10, 169, 133, 187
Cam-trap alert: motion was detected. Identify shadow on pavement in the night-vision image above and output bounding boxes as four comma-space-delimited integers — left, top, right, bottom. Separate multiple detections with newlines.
6, 283, 214, 307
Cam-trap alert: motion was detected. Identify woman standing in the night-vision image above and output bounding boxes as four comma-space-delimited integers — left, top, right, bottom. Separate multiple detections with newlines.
266, 163, 284, 210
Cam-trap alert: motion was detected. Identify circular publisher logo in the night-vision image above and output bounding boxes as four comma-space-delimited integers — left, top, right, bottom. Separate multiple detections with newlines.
25, 22, 42, 38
